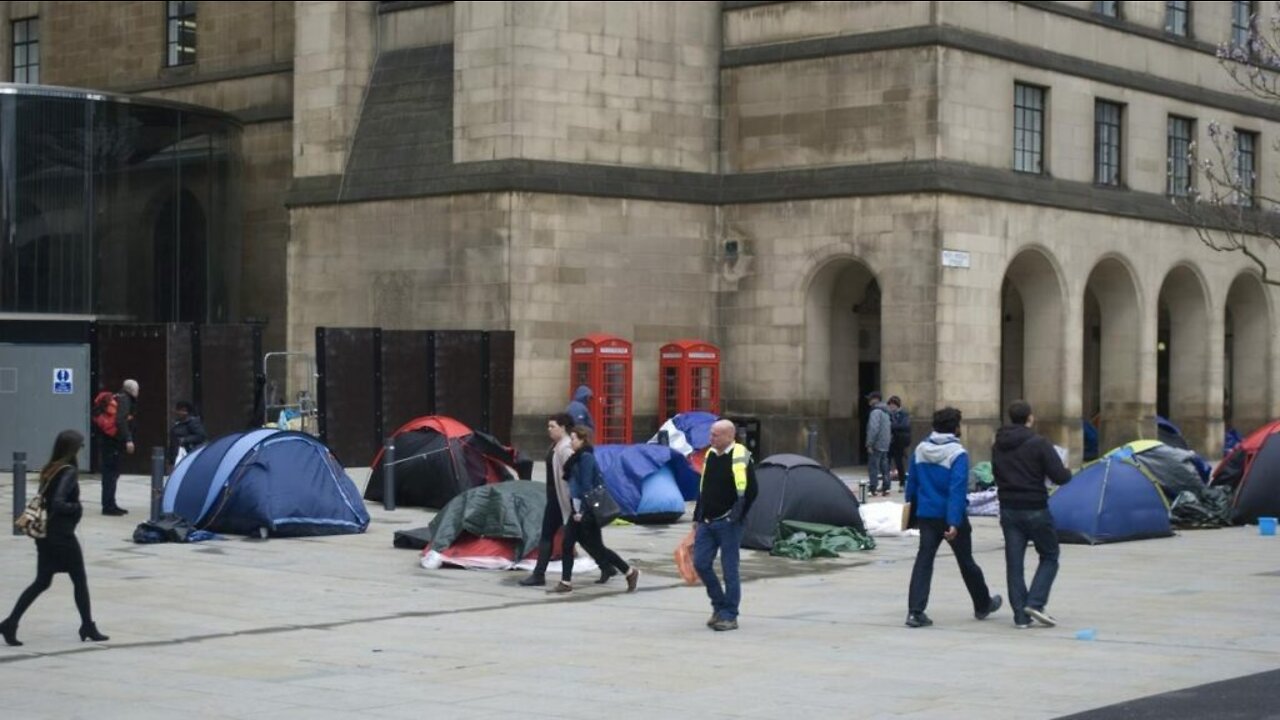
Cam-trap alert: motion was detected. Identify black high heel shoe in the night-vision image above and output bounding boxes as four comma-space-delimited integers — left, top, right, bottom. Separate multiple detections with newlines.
0, 618, 21, 647
78, 623, 109, 642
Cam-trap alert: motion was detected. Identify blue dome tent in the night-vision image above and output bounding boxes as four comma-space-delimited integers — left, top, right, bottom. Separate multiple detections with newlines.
162, 429, 370, 537
593, 444, 700, 523
1049, 456, 1172, 544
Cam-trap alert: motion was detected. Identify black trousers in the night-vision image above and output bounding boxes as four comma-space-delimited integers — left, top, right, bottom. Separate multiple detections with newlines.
889, 436, 909, 486
907, 518, 993, 616
561, 514, 629, 583
6, 535, 93, 628
101, 444, 122, 509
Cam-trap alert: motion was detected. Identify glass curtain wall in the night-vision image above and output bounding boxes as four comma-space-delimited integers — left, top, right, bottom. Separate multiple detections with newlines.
0, 85, 241, 322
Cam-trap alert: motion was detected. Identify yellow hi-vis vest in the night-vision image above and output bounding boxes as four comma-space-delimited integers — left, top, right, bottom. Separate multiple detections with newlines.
700, 442, 750, 495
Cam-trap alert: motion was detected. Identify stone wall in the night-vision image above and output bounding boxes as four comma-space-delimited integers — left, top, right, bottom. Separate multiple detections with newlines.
293, 0, 374, 178
723, 47, 939, 171
454, 1, 720, 171
937, 48, 1280, 198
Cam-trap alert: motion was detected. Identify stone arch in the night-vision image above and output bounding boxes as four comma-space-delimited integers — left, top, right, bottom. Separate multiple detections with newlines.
1225, 272, 1273, 435
804, 256, 880, 466
1083, 254, 1148, 450
152, 189, 208, 323
1156, 263, 1212, 450
1001, 246, 1069, 444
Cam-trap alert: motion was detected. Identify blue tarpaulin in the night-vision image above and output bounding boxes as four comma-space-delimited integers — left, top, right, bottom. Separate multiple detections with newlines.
593, 444, 700, 522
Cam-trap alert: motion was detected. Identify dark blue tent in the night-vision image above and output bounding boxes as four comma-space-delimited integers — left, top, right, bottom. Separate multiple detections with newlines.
162, 429, 370, 537
594, 444, 700, 523
1049, 456, 1172, 544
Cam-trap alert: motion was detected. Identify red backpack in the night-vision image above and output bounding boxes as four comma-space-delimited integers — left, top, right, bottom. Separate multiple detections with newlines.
92, 391, 120, 437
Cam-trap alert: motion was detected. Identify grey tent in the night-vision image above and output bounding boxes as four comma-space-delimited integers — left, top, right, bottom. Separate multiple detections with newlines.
742, 454, 866, 550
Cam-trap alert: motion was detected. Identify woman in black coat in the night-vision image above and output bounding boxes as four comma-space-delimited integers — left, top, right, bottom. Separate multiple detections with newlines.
551, 426, 639, 594
1, 430, 109, 646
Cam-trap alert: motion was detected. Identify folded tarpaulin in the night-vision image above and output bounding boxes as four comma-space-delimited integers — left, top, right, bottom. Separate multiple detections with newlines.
770, 520, 875, 560
594, 444, 701, 516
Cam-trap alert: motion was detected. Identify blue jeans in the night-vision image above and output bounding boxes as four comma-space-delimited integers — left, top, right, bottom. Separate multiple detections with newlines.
868, 450, 891, 492
693, 518, 744, 621
1000, 507, 1060, 623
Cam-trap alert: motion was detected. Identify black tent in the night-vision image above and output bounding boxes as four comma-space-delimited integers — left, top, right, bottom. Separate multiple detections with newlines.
1213, 420, 1280, 524
742, 454, 866, 550
366, 416, 518, 509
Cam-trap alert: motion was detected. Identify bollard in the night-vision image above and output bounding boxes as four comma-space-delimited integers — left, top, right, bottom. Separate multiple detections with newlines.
383, 439, 396, 511
151, 447, 165, 522
805, 425, 818, 459
858, 478, 868, 504
12, 451, 27, 536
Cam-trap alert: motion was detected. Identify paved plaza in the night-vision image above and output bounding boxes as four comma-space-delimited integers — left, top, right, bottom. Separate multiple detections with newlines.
1, 469, 1277, 720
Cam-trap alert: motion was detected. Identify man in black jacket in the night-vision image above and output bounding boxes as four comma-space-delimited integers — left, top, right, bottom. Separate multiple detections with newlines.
692, 419, 758, 632
992, 400, 1072, 629
100, 379, 138, 516
169, 401, 207, 465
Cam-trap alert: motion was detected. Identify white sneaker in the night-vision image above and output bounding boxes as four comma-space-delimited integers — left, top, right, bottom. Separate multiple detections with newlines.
1025, 607, 1057, 627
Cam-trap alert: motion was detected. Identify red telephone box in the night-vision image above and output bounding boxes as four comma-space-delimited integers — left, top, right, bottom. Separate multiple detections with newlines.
658, 339, 721, 419
570, 334, 633, 444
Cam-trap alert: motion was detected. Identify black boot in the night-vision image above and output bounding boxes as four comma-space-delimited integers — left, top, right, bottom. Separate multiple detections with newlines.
518, 574, 545, 587
78, 623, 109, 642
594, 567, 618, 584
0, 617, 21, 647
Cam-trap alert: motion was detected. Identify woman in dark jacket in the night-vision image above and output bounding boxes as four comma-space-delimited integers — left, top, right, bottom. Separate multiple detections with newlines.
551, 426, 639, 594
1, 430, 109, 646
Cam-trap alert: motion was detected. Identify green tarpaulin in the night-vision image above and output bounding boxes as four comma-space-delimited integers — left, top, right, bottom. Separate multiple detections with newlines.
770, 520, 875, 560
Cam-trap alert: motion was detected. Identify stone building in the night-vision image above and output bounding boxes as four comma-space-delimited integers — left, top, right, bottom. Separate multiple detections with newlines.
6, 0, 1280, 463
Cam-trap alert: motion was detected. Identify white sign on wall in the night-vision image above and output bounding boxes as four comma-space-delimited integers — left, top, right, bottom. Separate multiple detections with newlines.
941, 249, 971, 269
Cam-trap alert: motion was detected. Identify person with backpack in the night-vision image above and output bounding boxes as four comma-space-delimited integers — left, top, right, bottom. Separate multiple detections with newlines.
1, 429, 110, 646
93, 379, 138, 516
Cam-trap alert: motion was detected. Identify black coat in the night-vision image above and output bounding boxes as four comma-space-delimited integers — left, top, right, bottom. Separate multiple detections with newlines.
41, 466, 83, 537
991, 425, 1072, 510
170, 416, 208, 459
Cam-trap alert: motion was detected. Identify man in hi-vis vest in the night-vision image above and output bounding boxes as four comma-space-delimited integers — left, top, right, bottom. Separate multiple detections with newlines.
692, 419, 758, 632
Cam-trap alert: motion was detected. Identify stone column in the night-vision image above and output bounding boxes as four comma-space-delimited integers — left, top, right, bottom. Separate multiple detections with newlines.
293, 0, 376, 179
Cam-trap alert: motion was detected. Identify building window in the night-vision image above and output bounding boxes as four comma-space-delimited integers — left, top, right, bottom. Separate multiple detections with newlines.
1014, 83, 1045, 174
1094, 1, 1121, 18
11, 18, 38, 84
1236, 129, 1258, 207
1165, 0, 1190, 37
166, 1, 197, 67
1232, 1, 1256, 48
1094, 101, 1123, 186
1167, 115, 1195, 197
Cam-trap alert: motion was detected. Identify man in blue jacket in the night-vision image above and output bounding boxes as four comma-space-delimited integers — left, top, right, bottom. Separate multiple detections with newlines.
904, 407, 1002, 628
566, 385, 595, 430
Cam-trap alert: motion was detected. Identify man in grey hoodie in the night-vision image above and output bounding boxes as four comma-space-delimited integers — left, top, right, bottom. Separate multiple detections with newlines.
865, 391, 892, 496
566, 385, 595, 431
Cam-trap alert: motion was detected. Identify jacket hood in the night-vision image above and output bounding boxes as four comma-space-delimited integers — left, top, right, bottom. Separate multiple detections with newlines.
995, 425, 1036, 451
573, 385, 593, 403
915, 432, 965, 467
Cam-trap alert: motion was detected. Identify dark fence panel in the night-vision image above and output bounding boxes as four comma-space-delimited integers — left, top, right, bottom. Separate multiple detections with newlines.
316, 327, 381, 467
432, 330, 487, 433
381, 330, 433, 435
195, 324, 262, 438
486, 331, 514, 443
97, 324, 191, 474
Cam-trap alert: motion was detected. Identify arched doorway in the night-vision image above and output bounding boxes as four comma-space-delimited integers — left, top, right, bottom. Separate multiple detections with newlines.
1225, 273, 1272, 436
152, 190, 207, 323
1001, 249, 1068, 445
1156, 265, 1212, 451
1083, 257, 1147, 451
805, 260, 880, 466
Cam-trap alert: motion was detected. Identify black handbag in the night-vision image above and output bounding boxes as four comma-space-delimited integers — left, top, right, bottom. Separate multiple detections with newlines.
583, 483, 621, 526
